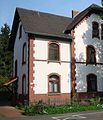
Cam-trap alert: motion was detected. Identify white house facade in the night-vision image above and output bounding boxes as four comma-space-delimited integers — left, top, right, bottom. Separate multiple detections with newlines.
10, 8, 72, 105
31, 38, 71, 104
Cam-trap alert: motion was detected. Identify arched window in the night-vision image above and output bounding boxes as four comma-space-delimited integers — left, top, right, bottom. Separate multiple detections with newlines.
86, 45, 96, 64
48, 42, 60, 61
48, 74, 60, 93
101, 24, 103, 40
19, 24, 22, 39
22, 43, 26, 64
22, 74, 26, 96
87, 74, 97, 92
92, 21, 99, 38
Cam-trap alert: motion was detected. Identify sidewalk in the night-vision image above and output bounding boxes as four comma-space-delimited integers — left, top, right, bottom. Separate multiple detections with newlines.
0, 106, 24, 118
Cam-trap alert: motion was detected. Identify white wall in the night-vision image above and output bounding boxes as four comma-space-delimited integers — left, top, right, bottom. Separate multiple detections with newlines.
14, 22, 28, 94
32, 38, 71, 94
74, 13, 103, 92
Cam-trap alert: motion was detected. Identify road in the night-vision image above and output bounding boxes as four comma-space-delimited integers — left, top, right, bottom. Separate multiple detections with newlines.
0, 110, 103, 120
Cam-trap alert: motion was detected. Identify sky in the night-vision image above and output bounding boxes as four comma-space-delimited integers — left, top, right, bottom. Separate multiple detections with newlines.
0, 0, 102, 29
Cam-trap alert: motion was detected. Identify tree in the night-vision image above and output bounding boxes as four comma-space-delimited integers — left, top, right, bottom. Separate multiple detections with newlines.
0, 24, 12, 86
102, 0, 103, 6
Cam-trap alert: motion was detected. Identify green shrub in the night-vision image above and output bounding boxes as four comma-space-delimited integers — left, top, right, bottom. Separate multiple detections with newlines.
16, 103, 24, 111
90, 97, 101, 105
24, 100, 47, 115
71, 93, 79, 106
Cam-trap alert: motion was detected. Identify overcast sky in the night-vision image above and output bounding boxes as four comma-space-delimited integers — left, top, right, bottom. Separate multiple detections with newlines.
0, 0, 101, 29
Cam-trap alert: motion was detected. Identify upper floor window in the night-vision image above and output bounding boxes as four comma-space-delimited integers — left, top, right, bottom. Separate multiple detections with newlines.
48, 42, 60, 61
87, 74, 97, 92
19, 24, 22, 39
22, 43, 26, 64
48, 74, 60, 93
86, 45, 96, 65
92, 22, 99, 38
101, 24, 103, 40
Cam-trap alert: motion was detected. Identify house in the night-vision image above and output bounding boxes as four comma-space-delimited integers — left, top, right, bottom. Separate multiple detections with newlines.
9, 7, 72, 105
9, 3, 103, 105
65, 4, 103, 100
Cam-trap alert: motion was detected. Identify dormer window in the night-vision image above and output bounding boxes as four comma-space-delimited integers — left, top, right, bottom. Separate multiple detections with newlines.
86, 45, 96, 65
19, 24, 22, 39
92, 22, 99, 38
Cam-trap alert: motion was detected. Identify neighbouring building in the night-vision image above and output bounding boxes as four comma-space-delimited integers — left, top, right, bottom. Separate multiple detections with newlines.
9, 4, 103, 105
65, 4, 103, 100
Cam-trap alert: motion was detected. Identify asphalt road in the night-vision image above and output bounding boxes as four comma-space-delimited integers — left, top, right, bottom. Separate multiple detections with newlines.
0, 110, 103, 120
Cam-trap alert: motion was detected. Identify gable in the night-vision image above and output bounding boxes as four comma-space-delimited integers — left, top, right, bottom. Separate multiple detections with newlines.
65, 4, 103, 33
9, 8, 73, 51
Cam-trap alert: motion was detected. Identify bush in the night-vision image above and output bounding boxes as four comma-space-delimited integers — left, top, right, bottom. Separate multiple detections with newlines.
90, 97, 101, 105
71, 93, 79, 106
24, 100, 47, 116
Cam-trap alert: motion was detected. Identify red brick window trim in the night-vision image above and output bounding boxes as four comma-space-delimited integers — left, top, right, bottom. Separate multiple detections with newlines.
48, 73, 60, 94
22, 42, 26, 65
48, 41, 60, 63
86, 45, 96, 65
92, 21, 99, 39
87, 74, 97, 92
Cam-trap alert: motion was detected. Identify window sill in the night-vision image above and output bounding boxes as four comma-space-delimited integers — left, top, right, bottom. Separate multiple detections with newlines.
92, 36, 100, 39
22, 62, 26, 65
48, 93, 61, 96
47, 60, 61, 64
87, 91, 97, 93
86, 63, 96, 66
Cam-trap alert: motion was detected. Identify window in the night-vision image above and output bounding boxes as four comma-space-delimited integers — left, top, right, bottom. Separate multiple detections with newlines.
48, 74, 60, 93
87, 74, 97, 92
101, 24, 103, 40
86, 45, 96, 64
48, 42, 60, 61
22, 74, 26, 96
92, 22, 99, 38
15, 60, 17, 77
22, 43, 26, 64
19, 24, 22, 39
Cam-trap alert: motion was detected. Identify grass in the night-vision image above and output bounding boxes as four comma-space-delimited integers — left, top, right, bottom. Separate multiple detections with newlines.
45, 104, 103, 115
16, 97, 103, 116
16, 103, 103, 115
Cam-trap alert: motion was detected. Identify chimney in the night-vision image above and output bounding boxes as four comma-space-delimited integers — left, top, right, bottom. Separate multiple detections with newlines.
72, 10, 80, 18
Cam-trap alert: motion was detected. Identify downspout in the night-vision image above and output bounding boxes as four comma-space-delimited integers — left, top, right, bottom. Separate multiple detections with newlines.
27, 34, 30, 105
70, 41, 72, 102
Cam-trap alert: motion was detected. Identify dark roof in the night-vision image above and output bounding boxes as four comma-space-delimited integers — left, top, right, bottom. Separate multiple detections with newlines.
9, 8, 73, 50
65, 4, 103, 33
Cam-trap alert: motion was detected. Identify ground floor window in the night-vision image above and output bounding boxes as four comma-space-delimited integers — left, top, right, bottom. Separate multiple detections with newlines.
87, 74, 97, 92
48, 74, 60, 93
22, 74, 27, 96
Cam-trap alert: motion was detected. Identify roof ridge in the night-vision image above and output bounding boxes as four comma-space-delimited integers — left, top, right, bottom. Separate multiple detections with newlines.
16, 7, 72, 19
